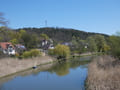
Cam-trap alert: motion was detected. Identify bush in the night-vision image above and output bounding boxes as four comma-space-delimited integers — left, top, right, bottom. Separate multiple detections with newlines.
30, 49, 42, 57
54, 44, 70, 59
22, 49, 42, 58
22, 51, 31, 58
15, 53, 19, 57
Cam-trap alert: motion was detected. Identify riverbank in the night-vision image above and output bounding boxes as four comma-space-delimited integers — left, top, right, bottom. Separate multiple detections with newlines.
0, 56, 56, 78
73, 52, 103, 58
86, 55, 120, 90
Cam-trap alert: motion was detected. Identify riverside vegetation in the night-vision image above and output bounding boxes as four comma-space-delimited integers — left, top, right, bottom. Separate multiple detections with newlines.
86, 55, 120, 90
86, 33, 120, 90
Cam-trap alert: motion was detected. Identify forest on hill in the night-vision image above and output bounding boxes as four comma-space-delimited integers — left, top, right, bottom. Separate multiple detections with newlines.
16, 27, 109, 43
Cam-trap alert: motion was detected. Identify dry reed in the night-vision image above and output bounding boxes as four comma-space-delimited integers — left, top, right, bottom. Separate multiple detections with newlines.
86, 55, 120, 90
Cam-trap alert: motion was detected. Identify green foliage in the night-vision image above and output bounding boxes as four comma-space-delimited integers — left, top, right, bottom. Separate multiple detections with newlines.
21, 32, 31, 48
103, 44, 110, 52
92, 35, 110, 52
22, 49, 42, 58
0, 37, 3, 41
71, 36, 87, 54
19, 27, 108, 43
22, 51, 31, 58
48, 49, 55, 55
40, 34, 49, 40
30, 49, 42, 57
54, 44, 70, 59
19, 29, 26, 34
86, 36, 98, 52
94, 35, 106, 52
18, 30, 39, 49
109, 35, 120, 58
0, 27, 12, 42
71, 36, 78, 49
10, 38, 19, 45
86, 35, 110, 53
30, 34, 39, 48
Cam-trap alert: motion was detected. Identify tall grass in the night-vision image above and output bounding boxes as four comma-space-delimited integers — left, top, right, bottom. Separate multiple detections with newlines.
86, 55, 120, 90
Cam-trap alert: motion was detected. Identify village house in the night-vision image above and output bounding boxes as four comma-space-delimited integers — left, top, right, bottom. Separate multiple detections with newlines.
0, 42, 15, 55
15, 44, 26, 54
40, 39, 54, 50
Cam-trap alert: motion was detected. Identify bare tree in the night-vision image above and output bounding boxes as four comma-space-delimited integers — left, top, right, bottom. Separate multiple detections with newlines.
0, 12, 8, 26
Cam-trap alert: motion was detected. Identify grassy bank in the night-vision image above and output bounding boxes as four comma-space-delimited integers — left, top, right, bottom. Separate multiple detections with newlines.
86, 55, 120, 90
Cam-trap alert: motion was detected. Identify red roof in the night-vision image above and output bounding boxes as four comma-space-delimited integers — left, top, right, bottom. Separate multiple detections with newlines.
0, 42, 14, 49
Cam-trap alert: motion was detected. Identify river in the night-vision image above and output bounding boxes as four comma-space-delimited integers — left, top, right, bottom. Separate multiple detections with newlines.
0, 56, 94, 90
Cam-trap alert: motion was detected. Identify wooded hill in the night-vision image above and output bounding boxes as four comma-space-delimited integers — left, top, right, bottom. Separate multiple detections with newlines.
16, 27, 109, 43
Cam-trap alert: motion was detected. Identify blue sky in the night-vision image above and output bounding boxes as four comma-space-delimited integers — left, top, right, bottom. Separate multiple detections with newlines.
0, 0, 120, 35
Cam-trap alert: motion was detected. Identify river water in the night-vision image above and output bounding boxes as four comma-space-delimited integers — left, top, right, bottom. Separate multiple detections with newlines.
0, 56, 93, 90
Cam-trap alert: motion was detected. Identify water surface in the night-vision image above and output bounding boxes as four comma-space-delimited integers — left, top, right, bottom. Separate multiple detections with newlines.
0, 56, 92, 90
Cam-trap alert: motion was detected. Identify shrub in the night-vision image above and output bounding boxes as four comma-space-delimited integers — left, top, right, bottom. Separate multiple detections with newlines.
54, 44, 70, 59
22, 49, 42, 58
15, 53, 19, 57
30, 49, 42, 57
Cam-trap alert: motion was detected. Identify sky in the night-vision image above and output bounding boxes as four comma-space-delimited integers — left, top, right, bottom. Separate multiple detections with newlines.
0, 0, 120, 35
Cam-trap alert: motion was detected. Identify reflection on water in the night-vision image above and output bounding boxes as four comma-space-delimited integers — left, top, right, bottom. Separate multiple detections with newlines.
0, 56, 94, 90
46, 60, 89, 76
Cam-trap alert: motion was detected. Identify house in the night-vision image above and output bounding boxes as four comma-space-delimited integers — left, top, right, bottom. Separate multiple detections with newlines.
62, 42, 72, 46
0, 42, 15, 55
15, 44, 26, 54
40, 39, 54, 50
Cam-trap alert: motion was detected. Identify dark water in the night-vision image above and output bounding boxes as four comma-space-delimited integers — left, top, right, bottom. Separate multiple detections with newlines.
0, 56, 93, 90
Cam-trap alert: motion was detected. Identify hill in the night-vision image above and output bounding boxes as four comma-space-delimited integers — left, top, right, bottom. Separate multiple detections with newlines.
16, 27, 109, 43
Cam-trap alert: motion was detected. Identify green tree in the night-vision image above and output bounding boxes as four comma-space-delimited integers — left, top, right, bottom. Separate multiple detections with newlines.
0, 26, 12, 41
19, 29, 26, 36
20, 30, 39, 49
87, 36, 97, 52
21, 32, 32, 48
71, 36, 88, 54
94, 35, 108, 52
109, 35, 120, 58
71, 36, 78, 49
10, 38, 19, 45
30, 34, 39, 48
54, 44, 70, 59
40, 34, 49, 40
0, 37, 3, 41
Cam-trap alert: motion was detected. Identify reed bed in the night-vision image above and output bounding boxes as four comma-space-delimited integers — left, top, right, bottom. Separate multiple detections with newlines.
86, 55, 120, 90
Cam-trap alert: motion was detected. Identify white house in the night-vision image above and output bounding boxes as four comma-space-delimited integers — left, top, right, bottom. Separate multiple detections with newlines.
0, 42, 15, 55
